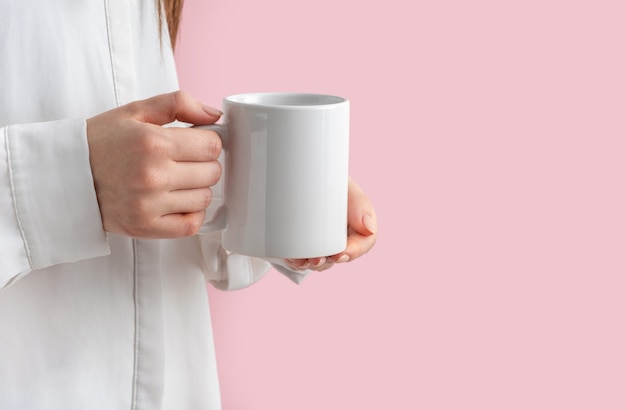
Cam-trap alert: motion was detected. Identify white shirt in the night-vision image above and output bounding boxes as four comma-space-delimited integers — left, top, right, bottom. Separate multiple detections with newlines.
0, 1, 303, 408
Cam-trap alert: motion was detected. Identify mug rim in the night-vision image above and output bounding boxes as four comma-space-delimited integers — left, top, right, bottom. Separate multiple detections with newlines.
224, 92, 347, 109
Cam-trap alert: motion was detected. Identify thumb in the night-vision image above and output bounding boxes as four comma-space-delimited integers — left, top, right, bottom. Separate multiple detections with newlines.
347, 177, 377, 236
130, 90, 222, 126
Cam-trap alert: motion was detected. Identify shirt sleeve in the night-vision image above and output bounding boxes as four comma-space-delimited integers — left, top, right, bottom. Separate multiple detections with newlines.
0, 119, 110, 290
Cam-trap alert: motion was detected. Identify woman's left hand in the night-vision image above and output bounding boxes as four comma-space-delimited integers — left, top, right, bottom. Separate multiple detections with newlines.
284, 177, 378, 271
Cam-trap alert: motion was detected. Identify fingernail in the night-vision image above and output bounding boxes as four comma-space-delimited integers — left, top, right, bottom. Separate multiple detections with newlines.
289, 259, 308, 269
203, 105, 223, 117
337, 254, 350, 263
363, 214, 377, 235
313, 257, 326, 267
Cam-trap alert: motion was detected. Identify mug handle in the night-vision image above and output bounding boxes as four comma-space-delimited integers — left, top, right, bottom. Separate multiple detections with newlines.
194, 124, 229, 234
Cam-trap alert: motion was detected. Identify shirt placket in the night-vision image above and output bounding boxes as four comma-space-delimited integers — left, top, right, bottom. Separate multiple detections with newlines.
103, 1, 165, 409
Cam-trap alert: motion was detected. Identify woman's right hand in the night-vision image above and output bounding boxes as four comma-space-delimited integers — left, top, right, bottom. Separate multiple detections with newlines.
86, 91, 223, 239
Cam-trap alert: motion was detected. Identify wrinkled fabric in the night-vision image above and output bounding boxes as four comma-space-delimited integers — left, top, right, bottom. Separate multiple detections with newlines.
0, 1, 304, 409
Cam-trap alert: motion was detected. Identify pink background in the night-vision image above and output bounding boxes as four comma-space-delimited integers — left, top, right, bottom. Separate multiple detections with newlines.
175, 0, 626, 409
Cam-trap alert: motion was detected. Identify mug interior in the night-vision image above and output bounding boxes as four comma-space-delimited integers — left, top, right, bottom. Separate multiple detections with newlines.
225, 92, 345, 107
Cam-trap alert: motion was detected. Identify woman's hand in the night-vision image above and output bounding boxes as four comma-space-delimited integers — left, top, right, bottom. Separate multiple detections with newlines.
284, 177, 378, 271
87, 91, 224, 238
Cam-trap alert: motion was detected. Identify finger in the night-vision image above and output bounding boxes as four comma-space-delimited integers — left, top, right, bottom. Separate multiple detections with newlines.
166, 161, 222, 190
130, 90, 222, 127
284, 257, 333, 272
159, 188, 214, 215
347, 177, 378, 237
328, 252, 351, 264
310, 257, 327, 268
284, 259, 310, 270
156, 211, 207, 238
309, 258, 335, 272
343, 229, 377, 261
313, 261, 336, 272
165, 127, 223, 162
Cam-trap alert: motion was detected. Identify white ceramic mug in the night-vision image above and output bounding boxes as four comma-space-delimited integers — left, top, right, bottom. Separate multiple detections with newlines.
197, 92, 350, 259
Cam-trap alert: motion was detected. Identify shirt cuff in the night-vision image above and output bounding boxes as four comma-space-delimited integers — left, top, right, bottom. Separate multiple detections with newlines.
267, 259, 310, 285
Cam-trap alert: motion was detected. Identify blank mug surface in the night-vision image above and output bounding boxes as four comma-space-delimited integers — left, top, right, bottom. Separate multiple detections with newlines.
221, 92, 350, 259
